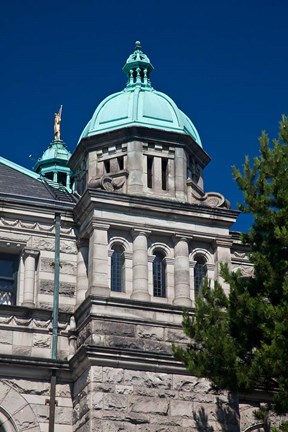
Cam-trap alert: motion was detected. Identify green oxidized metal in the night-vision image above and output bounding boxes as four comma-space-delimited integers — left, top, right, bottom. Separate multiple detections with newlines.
79, 42, 202, 147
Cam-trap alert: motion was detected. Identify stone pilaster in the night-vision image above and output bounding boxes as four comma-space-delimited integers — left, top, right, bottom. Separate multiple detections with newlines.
87, 222, 110, 297
131, 229, 150, 301
127, 141, 143, 194
173, 236, 192, 307
76, 239, 89, 306
174, 147, 187, 201
215, 239, 233, 295
22, 248, 39, 307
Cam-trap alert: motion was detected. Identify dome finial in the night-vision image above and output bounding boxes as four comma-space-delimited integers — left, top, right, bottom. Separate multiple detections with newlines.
135, 40, 141, 50
122, 42, 154, 89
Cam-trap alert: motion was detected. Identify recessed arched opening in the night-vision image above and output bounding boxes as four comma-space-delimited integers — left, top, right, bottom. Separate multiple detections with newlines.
111, 244, 125, 292
194, 255, 207, 297
152, 250, 166, 298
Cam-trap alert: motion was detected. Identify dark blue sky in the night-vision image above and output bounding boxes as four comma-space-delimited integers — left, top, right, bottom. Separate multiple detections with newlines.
1, 0, 287, 231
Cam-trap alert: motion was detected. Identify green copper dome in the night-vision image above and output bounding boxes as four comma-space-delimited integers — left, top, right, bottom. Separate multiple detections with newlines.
79, 42, 202, 147
34, 139, 73, 191
34, 140, 71, 169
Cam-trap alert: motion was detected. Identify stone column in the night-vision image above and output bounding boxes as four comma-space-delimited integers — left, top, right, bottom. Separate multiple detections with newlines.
127, 141, 143, 194
167, 158, 175, 194
87, 222, 110, 297
22, 248, 39, 307
189, 260, 196, 306
175, 147, 187, 202
76, 239, 89, 306
173, 236, 192, 307
66, 173, 71, 189
131, 229, 150, 301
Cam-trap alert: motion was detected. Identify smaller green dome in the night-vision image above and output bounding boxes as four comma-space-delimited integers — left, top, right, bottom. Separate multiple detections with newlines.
34, 139, 73, 192
79, 42, 202, 147
34, 140, 71, 170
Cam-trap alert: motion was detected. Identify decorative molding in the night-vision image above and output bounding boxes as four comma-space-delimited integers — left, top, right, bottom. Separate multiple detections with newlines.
215, 238, 233, 248
148, 242, 173, 259
232, 251, 246, 259
189, 189, 231, 209
123, 251, 133, 260
88, 220, 110, 235
173, 234, 192, 244
131, 228, 151, 239
22, 248, 40, 259
0, 315, 69, 330
108, 236, 132, 253
88, 171, 129, 192
190, 248, 213, 264
0, 217, 73, 234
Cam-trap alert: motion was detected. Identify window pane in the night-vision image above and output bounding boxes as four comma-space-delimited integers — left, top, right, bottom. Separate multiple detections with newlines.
153, 251, 166, 297
0, 253, 18, 305
0, 255, 17, 278
194, 256, 207, 296
111, 246, 124, 292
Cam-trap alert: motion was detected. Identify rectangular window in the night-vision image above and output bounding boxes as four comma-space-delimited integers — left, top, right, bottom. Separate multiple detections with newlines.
161, 158, 168, 191
104, 159, 110, 174
0, 253, 18, 305
118, 156, 124, 171
147, 156, 153, 189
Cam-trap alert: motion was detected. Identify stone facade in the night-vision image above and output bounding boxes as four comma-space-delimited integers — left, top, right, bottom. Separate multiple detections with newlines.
0, 43, 276, 431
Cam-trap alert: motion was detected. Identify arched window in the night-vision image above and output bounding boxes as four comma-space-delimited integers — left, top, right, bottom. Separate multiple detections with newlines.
194, 255, 207, 297
153, 250, 166, 297
111, 245, 125, 292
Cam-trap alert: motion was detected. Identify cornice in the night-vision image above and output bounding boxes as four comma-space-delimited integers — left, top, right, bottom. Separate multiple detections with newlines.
69, 125, 211, 170
0, 194, 75, 216
73, 189, 239, 229
69, 344, 188, 380
74, 295, 192, 328
0, 354, 71, 381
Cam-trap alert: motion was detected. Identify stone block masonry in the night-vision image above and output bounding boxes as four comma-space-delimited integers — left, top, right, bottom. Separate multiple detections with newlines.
72, 366, 240, 432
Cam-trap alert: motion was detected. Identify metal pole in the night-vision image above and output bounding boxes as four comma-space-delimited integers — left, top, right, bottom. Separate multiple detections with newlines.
49, 212, 61, 432
48, 370, 57, 432
51, 212, 61, 360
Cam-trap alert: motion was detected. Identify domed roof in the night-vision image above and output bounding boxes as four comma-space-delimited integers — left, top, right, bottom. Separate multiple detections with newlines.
34, 140, 71, 170
79, 42, 202, 148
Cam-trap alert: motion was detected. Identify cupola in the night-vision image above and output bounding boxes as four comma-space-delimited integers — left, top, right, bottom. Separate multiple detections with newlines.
34, 107, 73, 192
70, 42, 218, 206
78, 42, 202, 147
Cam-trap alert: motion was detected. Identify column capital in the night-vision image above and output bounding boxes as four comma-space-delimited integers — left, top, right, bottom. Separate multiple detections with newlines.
131, 228, 151, 239
173, 233, 193, 245
214, 238, 233, 248
22, 248, 40, 259
189, 260, 197, 268
87, 220, 110, 235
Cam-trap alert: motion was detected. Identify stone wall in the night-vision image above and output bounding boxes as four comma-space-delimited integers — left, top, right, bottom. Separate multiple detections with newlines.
0, 378, 73, 432
72, 365, 239, 432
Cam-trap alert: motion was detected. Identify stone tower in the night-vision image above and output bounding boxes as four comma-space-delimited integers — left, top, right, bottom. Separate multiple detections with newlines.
68, 42, 240, 431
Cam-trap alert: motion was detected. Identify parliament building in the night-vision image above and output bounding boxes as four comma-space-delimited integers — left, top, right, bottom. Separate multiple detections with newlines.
0, 42, 267, 431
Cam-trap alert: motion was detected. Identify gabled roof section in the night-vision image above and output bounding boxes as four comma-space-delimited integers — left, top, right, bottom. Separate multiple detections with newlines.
0, 157, 76, 205
0, 156, 41, 180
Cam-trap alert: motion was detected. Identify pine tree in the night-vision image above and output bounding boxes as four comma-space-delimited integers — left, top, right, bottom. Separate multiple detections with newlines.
173, 116, 288, 426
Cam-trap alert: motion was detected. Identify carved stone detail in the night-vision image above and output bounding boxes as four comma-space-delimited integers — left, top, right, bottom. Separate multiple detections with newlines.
0, 217, 73, 234
190, 190, 231, 209
88, 170, 129, 192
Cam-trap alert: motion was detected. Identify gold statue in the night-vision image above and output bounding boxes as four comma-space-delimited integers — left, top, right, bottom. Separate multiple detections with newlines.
54, 105, 62, 140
